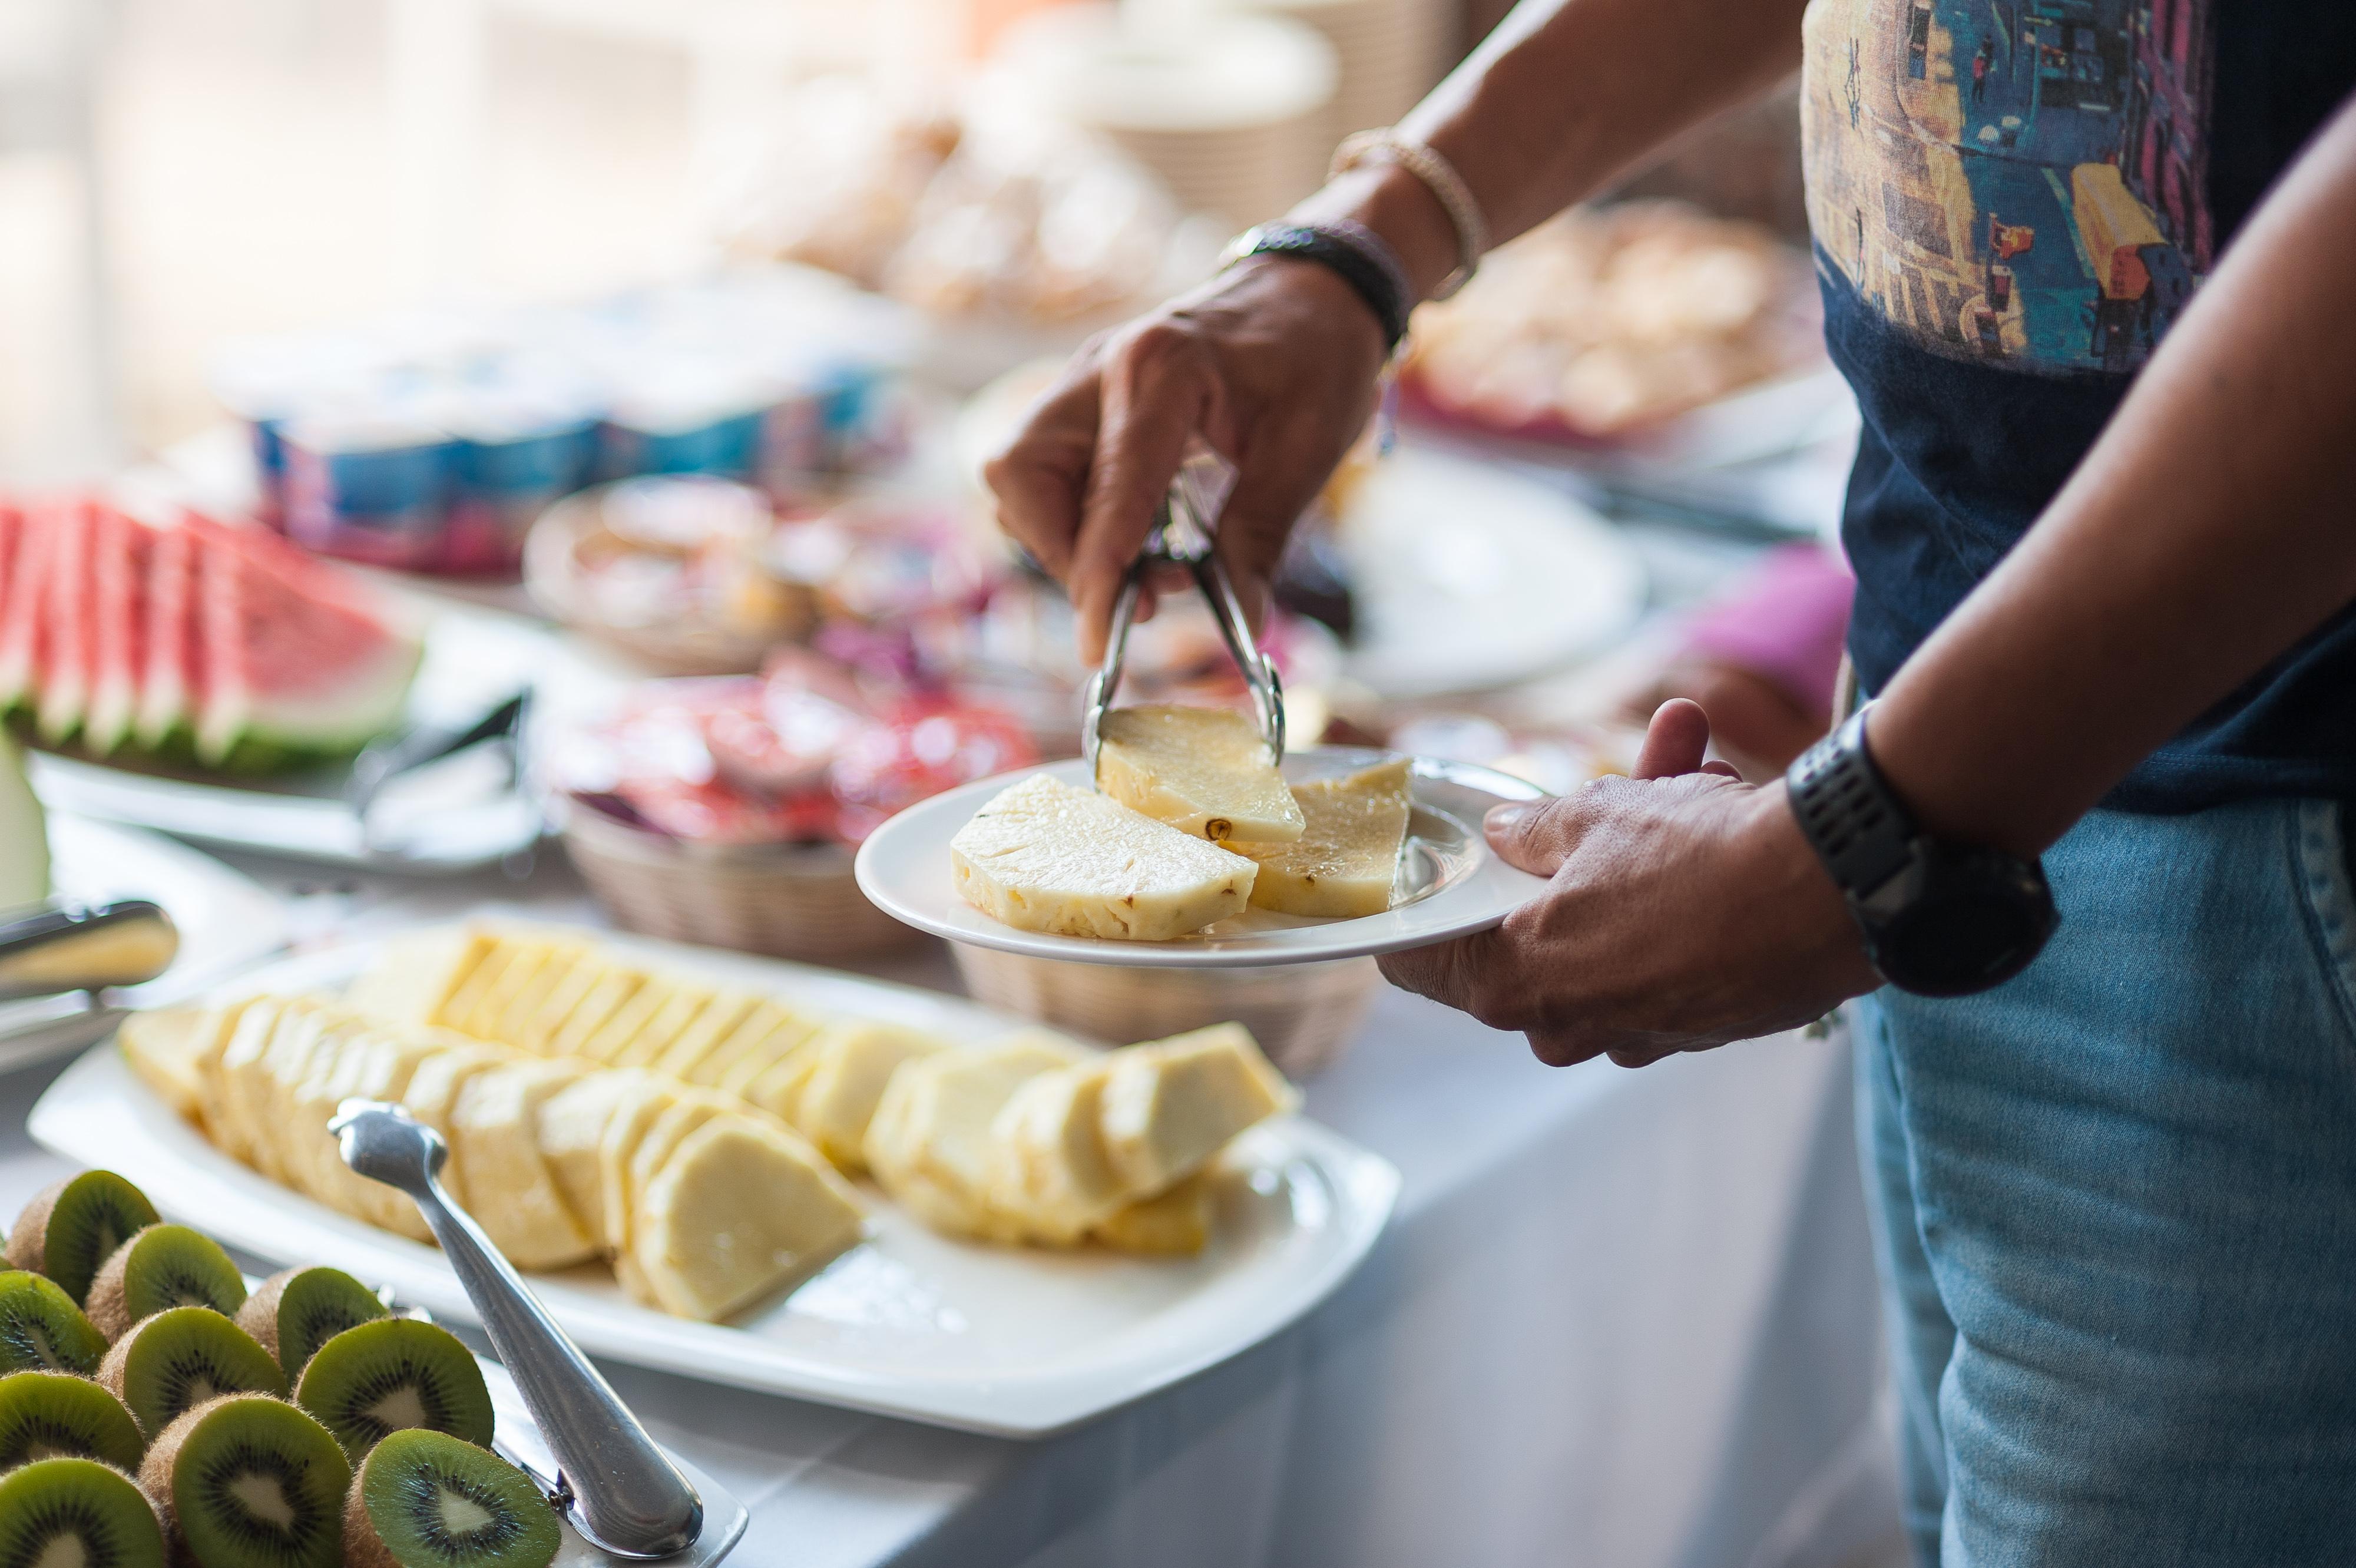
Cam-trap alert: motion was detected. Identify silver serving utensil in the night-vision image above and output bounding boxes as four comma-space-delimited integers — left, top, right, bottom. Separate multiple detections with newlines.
329, 1100, 705, 1560
0, 901, 178, 1001
1080, 456, 1285, 775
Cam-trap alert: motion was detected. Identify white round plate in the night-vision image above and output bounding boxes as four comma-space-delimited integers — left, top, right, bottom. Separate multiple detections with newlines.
853, 747, 1550, 969
1338, 446, 1646, 699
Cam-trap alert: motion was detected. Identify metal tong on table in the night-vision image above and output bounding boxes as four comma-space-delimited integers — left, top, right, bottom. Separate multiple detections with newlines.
1080, 457, 1286, 775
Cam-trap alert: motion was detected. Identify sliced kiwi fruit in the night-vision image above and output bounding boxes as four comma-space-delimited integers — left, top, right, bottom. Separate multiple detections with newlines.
0, 1269, 108, 1375
237, 1266, 388, 1382
0, 1371, 146, 1473
292, 1319, 492, 1462
98, 1307, 287, 1441
344, 1429, 559, 1568
138, 1393, 349, 1568
4, 1172, 160, 1306
0, 1454, 166, 1566
85, 1225, 249, 1342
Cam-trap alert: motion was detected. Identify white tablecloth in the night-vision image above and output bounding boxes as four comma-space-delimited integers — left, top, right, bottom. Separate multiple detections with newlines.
8, 849, 1899, 1567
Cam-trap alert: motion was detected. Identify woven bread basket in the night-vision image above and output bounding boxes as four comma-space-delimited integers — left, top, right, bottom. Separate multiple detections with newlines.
561, 803, 918, 962
949, 945, 1381, 1079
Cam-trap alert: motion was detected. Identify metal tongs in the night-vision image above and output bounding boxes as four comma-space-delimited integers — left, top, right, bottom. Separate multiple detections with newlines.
332, 1101, 707, 1561
1081, 455, 1285, 775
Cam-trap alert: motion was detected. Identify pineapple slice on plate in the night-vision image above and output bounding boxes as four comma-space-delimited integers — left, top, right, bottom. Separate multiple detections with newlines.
631, 1114, 863, 1322
951, 774, 1256, 942
1232, 758, 1414, 919
1100, 1023, 1298, 1195
1095, 705, 1303, 843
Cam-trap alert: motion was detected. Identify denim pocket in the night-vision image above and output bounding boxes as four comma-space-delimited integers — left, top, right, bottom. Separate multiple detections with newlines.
2294, 799, 2356, 1040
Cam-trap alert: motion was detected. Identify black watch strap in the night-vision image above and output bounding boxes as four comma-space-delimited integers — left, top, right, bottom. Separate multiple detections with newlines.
1226, 222, 1411, 352
1785, 709, 1913, 899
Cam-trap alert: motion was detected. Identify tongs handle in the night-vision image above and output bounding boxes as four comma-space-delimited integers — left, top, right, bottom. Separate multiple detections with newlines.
1081, 457, 1286, 774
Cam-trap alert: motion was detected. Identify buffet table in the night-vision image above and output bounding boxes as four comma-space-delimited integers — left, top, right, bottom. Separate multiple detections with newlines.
7, 846, 1897, 1568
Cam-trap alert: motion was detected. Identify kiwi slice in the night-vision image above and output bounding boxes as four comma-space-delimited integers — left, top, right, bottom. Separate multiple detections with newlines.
98, 1307, 287, 1441
138, 1394, 348, 1568
0, 1371, 146, 1472
292, 1319, 492, 1461
0, 1455, 166, 1566
4, 1172, 160, 1306
343, 1430, 559, 1568
85, 1225, 249, 1341
236, 1266, 388, 1382
0, 1269, 108, 1375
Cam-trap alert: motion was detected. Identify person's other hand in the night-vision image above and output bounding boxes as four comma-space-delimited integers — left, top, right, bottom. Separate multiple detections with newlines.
1379, 700, 1879, 1067
982, 257, 1389, 661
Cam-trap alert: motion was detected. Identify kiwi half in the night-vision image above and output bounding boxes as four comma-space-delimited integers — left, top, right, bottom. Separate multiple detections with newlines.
0, 1269, 108, 1375
237, 1266, 388, 1382
0, 1371, 146, 1473
0, 1455, 166, 1567
86, 1225, 249, 1342
5, 1172, 160, 1306
138, 1394, 349, 1568
343, 1430, 559, 1568
98, 1307, 287, 1441
293, 1319, 493, 1461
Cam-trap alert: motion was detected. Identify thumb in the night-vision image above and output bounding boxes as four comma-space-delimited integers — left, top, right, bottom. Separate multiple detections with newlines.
1633, 698, 1719, 780
1483, 793, 1581, 878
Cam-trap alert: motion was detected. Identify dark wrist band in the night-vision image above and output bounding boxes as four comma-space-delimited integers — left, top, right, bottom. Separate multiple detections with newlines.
1222, 221, 1411, 352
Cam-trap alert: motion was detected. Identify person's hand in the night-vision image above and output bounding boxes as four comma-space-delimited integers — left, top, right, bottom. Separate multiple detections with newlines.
1379, 700, 1879, 1067
982, 256, 1390, 661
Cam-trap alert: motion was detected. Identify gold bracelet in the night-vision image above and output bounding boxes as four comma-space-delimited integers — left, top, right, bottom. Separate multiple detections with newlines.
1330, 130, 1488, 300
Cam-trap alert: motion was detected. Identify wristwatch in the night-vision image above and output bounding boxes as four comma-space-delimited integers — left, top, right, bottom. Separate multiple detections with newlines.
1784, 707, 2058, 996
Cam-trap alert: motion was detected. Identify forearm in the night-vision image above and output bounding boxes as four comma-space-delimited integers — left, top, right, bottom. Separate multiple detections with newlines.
1293, 0, 1811, 301
1872, 99, 2356, 857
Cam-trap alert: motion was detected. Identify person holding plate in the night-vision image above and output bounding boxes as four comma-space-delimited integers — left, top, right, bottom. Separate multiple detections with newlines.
982, 1, 2356, 1561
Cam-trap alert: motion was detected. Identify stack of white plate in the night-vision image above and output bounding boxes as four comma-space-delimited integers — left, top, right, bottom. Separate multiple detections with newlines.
1223, 0, 1448, 150
994, 4, 1338, 229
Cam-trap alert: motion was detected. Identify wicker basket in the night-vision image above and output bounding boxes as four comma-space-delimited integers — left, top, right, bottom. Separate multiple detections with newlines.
949, 945, 1381, 1080
561, 804, 918, 962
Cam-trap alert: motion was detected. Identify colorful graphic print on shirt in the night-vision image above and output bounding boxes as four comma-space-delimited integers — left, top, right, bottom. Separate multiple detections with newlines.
1801, 0, 2213, 374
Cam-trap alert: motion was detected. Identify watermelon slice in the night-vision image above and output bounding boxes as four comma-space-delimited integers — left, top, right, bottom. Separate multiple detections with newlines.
28, 501, 97, 744
184, 515, 422, 768
0, 501, 58, 713
82, 505, 150, 755
133, 518, 196, 750
0, 505, 21, 630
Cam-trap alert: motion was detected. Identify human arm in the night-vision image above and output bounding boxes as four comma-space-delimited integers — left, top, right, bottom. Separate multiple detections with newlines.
984, 0, 1814, 660
1383, 98, 2356, 1066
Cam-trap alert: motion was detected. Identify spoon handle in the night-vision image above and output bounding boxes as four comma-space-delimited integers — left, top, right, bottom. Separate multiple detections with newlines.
405, 1167, 704, 1559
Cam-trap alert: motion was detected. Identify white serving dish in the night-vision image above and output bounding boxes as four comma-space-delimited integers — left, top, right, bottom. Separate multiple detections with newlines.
854, 748, 1551, 970
27, 932, 1399, 1438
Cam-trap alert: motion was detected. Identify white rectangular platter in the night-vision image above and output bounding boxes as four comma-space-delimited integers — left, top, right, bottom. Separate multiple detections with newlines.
28, 931, 1399, 1437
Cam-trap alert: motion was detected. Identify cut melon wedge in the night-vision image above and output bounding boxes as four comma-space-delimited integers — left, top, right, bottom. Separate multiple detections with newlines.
184, 515, 422, 768
82, 506, 148, 756
34, 499, 92, 743
133, 520, 196, 750
0, 501, 55, 713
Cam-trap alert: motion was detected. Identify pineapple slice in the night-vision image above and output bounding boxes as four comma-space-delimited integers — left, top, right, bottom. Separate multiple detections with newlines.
1090, 1172, 1213, 1256
119, 1000, 256, 1123
343, 927, 494, 1028
1098, 1023, 1298, 1195
534, 1069, 655, 1248
985, 1063, 1131, 1244
864, 1032, 1090, 1239
631, 1114, 864, 1321
449, 1061, 597, 1269
1231, 759, 1413, 918
951, 774, 1257, 941
1095, 705, 1303, 843
791, 1022, 949, 1173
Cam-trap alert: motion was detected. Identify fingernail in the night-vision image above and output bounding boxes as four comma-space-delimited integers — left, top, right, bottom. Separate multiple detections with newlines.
1485, 803, 1531, 835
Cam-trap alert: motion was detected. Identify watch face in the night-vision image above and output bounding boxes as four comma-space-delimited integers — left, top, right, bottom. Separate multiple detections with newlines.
1868, 848, 2059, 997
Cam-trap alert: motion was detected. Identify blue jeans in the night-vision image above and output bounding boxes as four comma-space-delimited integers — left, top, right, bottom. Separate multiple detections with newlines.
1854, 798, 2356, 1566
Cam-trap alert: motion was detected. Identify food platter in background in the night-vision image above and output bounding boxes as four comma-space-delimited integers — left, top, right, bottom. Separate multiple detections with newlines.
1334, 446, 1647, 700
28, 595, 618, 874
